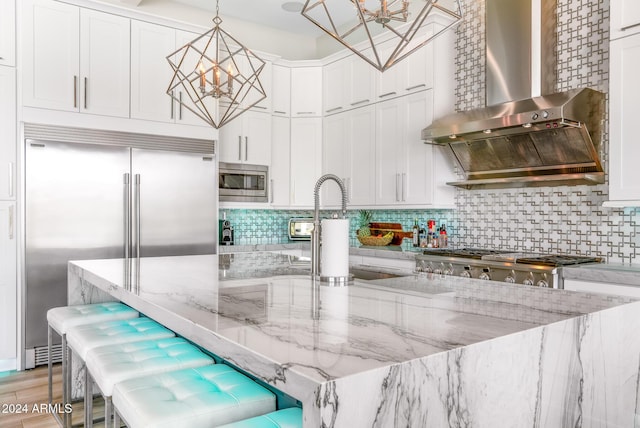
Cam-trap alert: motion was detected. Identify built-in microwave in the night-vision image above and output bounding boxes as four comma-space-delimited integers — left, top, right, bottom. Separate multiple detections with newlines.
219, 162, 268, 202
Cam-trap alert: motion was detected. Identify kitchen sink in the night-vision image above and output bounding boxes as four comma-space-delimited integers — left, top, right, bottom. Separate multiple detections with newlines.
350, 267, 408, 281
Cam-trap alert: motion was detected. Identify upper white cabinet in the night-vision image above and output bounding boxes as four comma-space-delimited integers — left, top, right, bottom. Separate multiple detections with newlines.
0, 201, 17, 365
291, 66, 322, 117
608, 33, 640, 204
323, 56, 374, 116
23, 0, 130, 117
270, 116, 291, 206
272, 65, 291, 117
218, 110, 272, 165
610, 0, 640, 40
0, 67, 16, 201
290, 117, 322, 206
0, 0, 16, 67
323, 59, 347, 115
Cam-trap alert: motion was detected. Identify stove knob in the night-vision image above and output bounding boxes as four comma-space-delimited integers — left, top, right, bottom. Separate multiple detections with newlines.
536, 273, 549, 288
444, 263, 454, 276
415, 259, 427, 273
460, 266, 471, 278
434, 262, 445, 275
478, 268, 491, 280
523, 272, 535, 286
424, 262, 434, 274
504, 270, 516, 284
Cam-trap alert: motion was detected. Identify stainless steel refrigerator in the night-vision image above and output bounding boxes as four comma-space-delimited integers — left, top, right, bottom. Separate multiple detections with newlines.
24, 137, 216, 368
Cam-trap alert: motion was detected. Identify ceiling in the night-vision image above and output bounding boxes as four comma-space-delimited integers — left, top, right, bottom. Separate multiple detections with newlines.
170, 0, 323, 37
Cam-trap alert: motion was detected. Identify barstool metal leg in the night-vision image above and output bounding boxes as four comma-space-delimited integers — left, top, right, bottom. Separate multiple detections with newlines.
47, 325, 53, 407
64, 339, 71, 428
105, 396, 113, 428
84, 366, 94, 428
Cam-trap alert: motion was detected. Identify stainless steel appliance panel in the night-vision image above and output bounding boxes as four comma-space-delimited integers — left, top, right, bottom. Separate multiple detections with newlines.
132, 149, 216, 257
25, 140, 130, 349
219, 162, 268, 202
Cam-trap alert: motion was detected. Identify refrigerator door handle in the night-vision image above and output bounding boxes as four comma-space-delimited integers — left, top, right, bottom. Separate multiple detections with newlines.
135, 174, 141, 259
124, 173, 131, 259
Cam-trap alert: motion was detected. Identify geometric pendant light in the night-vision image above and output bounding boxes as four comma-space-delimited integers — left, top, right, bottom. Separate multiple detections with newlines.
166, 0, 266, 128
301, 0, 462, 72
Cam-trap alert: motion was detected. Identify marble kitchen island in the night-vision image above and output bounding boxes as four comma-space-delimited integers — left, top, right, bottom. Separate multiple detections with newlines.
68, 252, 640, 427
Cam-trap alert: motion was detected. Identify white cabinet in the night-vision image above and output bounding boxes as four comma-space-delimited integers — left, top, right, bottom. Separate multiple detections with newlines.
323, 55, 374, 116
0, 67, 16, 201
218, 111, 272, 165
375, 90, 452, 207
23, 0, 130, 117
290, 118, 322, 206
0, 201, 17, 365
348, 55, 375, 108
610, 0, 640, 40
322, 105, 376, 207
270, 116, 291, 206
291, 66, 322, 117
0, 0, 16, 67
323, 59, 347, 115
272, 65, 291, 117
608, 34, 640, 204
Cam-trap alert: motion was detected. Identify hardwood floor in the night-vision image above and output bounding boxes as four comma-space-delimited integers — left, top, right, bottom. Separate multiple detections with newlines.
0, 364, 106, 428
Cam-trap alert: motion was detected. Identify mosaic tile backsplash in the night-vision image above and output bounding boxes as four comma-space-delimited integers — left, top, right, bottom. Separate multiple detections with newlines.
221, 0, 640, 264
220, 209, 456, 250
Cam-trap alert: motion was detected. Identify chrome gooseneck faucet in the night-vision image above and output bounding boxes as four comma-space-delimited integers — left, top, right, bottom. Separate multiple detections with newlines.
311, 174, 348, 278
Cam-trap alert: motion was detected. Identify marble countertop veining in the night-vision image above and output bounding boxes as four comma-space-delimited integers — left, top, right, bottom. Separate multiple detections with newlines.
68, 252, 640, 427
562, 262, 640, 286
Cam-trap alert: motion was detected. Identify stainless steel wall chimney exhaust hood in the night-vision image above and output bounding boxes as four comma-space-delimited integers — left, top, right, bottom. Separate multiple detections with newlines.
422, 0, 606, 189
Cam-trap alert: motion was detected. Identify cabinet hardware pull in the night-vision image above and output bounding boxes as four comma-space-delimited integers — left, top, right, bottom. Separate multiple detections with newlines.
253, 105, 267, 110
350, 99, 369, 106
8, 205, 14, 240
8, 162, 14, 198
621, 22, 640, 31
179, 92, 183, 120
0, 57, 4, 60
170, 91, 175, 119
402, 172, 406, 201
296, 111, 314, 115
406, 84, 426, 91
245, 137, 248, 161
84, 77, 88, 109
326, 107, 343, 113
238, 136, 242, 161
274, 110, 287, 114
395, 173, 400, 202
379, 92, 397, 98
346, 177, 351, 203
270, 179, 274, 203
73, 76, 78, 108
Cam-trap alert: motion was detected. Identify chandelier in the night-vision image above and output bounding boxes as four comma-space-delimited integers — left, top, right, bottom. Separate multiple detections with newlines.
301, 0, 462, 72
167, 0, 266, 129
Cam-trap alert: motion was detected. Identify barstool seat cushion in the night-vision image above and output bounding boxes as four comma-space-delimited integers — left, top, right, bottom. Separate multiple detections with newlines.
47, 302, 139, 334
217, 407, 303, 428
67, 317, 175, 360
85, 337, 214, 396
112, 364, 276, 428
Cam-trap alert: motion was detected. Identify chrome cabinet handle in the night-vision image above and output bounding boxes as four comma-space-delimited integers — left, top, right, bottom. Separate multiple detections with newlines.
402, 172, 406, 201
8, 205, 14, 240
245, 137, 248, 161
274, 110, 287, 115
270, 179, 274, 203
134, 174, 141, 259
73, 76, 78, 108
379, 91, 396, 98
238, 136, 242, 161
170, 91, 175, 119
179, 92, 183, 120
84, 77, 88, 109
8, 162, 14, 198
350, 99, 369, 106
124, 173, 131, 259
296, 111, 314, 115
621, 22, 640, 31
326, 106, 343, 113
395, 173, 400, 202
406, 83, 426, 91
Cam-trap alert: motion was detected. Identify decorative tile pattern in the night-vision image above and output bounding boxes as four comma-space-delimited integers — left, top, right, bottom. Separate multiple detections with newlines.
452, 0, 640, 263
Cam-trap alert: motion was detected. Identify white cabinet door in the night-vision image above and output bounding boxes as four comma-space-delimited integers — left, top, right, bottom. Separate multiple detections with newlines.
79, 9, 130, 118
322, 113, 348, 206
290, 118, 322, 207
22, 0, 79, 112
323, 59, 347, 115
402, 90, 433, 204
609, 34, 640, 202
0, 0, 15, 67
271, 116, 290, 207
611, 0, 640, 40
375, 97, 403, 204
0, 201, 17, 363
291, 66, 322, 117
272, 65, 291, 117
348, 56, 375, 108
218, 111, 271, 165
252, 60, 272, 113
0, 67, 16, 201
348, 105, 376, 206
131, 20, 175, 123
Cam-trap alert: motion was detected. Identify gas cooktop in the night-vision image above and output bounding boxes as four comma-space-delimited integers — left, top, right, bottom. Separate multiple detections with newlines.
421, 248, 602, 266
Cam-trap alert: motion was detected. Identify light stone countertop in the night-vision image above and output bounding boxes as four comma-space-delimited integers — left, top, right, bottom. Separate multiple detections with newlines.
68, 252, 640, 427
562, 262, 640, 287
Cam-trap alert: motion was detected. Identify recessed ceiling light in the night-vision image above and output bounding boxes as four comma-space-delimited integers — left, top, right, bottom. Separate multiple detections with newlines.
282, 1, 304, 13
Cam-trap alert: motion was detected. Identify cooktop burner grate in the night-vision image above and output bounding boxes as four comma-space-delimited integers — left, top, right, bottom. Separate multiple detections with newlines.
422, 248, 513, 259
515, 255, 602, 266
